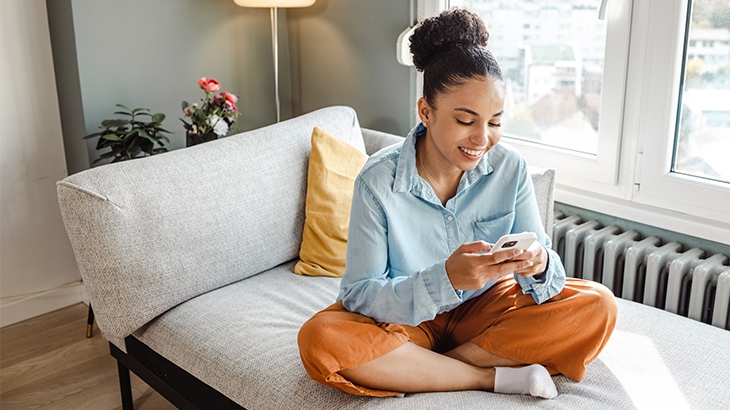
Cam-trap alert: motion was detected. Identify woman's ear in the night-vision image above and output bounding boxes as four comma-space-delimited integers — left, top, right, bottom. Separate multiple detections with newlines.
417, 98, 432, 127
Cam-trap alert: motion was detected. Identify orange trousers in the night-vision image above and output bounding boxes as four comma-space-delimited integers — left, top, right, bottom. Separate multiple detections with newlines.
298, 277, 617, 397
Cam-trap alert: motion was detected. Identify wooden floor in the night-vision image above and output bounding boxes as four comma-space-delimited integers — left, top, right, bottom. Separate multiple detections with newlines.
0, 303, 176, 410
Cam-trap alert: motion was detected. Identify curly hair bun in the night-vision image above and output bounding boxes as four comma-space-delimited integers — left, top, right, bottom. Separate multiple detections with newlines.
410, 8, 489, 72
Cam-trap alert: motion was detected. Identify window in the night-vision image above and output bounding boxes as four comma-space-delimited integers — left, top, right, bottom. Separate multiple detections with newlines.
449, 0, 631, 187
428, 0, 730, 242
451, 1, 607, 155
675, 0, 730, 184
631, 0, 730, 237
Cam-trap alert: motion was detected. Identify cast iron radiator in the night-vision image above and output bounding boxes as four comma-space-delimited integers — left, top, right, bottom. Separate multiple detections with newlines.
552, 211, 730, 331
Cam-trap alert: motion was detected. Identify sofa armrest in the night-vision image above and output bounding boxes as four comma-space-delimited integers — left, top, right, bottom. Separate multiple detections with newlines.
361, 128, 404, 156
529, 166, 555, 239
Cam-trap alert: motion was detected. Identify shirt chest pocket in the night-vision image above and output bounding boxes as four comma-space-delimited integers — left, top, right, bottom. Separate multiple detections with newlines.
472, 212, 515, 244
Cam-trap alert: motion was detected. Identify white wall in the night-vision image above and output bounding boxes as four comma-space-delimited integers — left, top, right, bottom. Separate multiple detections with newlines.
0, 0, 83, 327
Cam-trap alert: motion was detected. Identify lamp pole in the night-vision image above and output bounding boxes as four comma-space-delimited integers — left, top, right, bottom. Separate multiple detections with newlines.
233, 1, 316, 123
271, 7, 280, 123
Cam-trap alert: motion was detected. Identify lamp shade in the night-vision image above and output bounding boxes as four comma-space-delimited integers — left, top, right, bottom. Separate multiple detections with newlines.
233, 0, 315, 7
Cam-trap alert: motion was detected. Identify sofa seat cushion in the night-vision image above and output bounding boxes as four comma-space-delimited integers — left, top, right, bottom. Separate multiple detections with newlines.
134, 262, 730, 409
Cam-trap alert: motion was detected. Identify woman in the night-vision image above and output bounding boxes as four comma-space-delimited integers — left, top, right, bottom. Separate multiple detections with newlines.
298, 8, 616, 399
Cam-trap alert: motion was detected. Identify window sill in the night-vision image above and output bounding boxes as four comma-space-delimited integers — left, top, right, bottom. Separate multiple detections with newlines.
555, 185, 730, 245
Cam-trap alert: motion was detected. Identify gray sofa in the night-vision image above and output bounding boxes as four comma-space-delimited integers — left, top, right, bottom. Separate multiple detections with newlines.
57, 106, 730, 409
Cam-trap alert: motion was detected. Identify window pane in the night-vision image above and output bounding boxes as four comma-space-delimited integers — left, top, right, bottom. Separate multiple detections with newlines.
449, 0, 606, 154
674, 0, 730, 184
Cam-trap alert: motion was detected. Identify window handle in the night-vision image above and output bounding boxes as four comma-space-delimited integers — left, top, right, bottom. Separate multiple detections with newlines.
599, 0, 608, 20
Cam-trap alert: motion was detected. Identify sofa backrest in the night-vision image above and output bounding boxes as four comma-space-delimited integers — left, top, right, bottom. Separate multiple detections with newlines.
57, 106, 365, 349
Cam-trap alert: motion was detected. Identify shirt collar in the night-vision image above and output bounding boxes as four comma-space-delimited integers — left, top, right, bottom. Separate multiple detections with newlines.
393, 123, 494, 194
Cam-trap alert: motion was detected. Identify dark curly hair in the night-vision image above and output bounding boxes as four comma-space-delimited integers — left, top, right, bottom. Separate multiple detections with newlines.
410, 8, 503, 106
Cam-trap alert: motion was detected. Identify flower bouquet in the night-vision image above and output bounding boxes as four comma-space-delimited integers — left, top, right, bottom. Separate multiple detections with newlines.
181, 77, 240, 147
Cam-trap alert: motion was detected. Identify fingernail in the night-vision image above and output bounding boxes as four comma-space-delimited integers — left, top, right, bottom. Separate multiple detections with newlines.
513, 249, 524, 257
523, 261, 533, 268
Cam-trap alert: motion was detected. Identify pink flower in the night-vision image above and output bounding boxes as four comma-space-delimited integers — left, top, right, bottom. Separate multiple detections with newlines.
197, 77, 220, 93
221, 91, 238, 104
213, 94, 223, 105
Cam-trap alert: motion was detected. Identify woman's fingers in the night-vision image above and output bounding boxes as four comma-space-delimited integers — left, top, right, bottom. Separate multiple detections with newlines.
457, 241, 493, 254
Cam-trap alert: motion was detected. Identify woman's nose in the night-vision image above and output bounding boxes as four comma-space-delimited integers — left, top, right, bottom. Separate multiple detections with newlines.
471, 125, 489, 146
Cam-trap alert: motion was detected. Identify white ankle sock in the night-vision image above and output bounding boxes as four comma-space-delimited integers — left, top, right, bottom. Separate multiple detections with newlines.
494, 364, 558, 399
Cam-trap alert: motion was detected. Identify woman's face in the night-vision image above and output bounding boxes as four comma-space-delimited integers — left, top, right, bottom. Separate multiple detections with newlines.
417, 76, 505, 173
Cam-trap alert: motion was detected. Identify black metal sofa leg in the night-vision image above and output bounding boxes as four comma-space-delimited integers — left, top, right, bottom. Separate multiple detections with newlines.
86, 304, 95, 338
118, 360, 135, 410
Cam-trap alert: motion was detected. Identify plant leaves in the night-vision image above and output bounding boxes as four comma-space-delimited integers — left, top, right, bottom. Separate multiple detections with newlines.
115, 103, 131, 111
138, 130, 159, 144
129, 146, 143, 158
101, 133, 123, 141
102, 119, 130, 127
151, 113, 165, 123
123, 129, 139, 141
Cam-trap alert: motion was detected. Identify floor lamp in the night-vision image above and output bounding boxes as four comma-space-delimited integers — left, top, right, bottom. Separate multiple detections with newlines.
233, 0, 316, 123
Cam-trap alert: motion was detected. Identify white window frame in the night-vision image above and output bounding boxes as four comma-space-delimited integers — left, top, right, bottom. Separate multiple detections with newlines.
629, 0, 730, 228
422, 0, 730, 244
502, 0, 632, 192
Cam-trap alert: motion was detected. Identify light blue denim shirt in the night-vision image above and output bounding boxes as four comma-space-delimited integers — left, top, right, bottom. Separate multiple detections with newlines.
337, 124, 566, 326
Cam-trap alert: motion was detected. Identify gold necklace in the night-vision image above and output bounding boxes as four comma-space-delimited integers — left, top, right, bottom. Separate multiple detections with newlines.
417, 148, 448, 202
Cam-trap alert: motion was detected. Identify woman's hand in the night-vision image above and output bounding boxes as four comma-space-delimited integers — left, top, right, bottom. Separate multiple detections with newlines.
445, 241, 538, 290
510, 240, 548, 278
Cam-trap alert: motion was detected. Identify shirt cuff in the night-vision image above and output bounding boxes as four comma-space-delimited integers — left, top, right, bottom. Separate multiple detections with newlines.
420, 259, 463, 307
516, 248, 565, 304
531, 253, 550, 283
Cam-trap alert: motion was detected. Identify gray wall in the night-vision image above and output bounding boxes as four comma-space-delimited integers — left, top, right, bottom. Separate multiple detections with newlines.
48, 0, 415, 174
289, 0, 415, 136
48, 0, 290, 174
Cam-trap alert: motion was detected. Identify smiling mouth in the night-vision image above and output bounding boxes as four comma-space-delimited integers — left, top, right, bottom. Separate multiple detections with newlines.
460, 146, 486, 157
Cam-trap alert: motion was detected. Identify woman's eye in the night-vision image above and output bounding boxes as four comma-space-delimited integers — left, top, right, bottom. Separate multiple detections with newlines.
456, 119, 474, 126
489, 122, 502, 128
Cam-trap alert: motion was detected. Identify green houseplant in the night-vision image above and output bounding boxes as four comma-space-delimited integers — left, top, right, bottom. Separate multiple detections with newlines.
84, 104, 170, 164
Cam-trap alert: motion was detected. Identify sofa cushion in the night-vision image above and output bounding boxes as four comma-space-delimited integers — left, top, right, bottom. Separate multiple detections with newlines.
294, 127, 368, 277
133, 262, 730, 409
57, 106, 365, 350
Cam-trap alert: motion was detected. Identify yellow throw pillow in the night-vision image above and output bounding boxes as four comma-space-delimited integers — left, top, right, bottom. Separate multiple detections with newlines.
294, 127, 368, 277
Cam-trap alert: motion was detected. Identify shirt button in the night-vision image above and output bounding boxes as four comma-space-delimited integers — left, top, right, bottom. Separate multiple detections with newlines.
447, 216, 453, 222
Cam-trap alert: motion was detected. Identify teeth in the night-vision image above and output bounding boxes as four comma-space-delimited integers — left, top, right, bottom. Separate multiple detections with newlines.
460, 147, 484, 156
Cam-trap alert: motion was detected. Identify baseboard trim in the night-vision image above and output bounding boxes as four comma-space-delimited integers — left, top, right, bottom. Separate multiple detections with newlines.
0, 282, 85, 327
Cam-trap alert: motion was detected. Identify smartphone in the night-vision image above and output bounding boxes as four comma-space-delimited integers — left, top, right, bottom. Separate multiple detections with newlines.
490, 232, 538, 254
